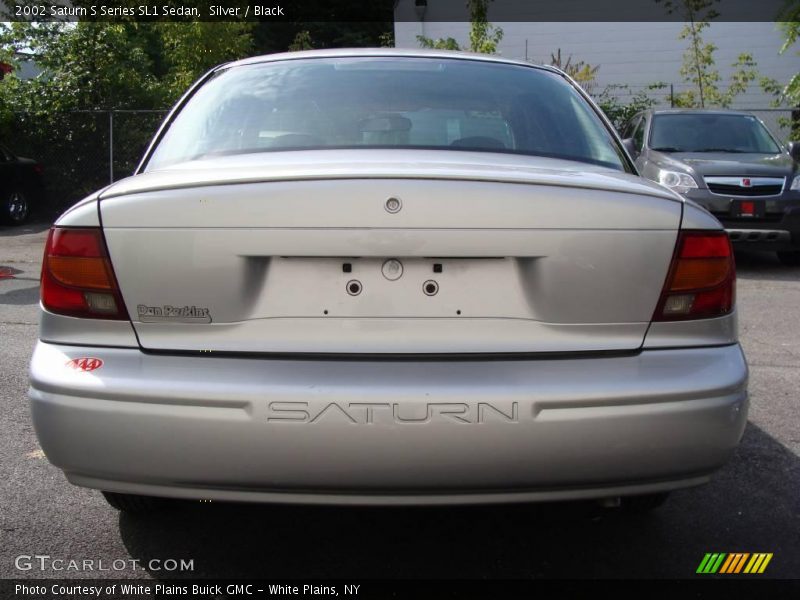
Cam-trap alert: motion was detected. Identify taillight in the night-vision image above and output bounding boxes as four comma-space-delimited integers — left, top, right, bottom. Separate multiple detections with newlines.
33, 163, 44, 176
40, 227, 129, 320
653, 230, 735, 321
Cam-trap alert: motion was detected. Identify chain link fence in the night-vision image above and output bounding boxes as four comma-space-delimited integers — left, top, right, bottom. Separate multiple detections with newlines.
2, 110, 168, 217
746, 108, 799, 143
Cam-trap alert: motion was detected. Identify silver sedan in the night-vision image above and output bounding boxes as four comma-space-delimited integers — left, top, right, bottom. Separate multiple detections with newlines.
29, 49, 747, 512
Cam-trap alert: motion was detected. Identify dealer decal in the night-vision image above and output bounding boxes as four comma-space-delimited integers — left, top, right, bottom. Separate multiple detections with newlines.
137, 304, 212, 323
65, 357, 103, 372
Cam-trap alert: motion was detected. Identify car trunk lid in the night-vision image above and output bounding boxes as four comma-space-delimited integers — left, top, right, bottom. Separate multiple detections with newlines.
100, 151, 682, 354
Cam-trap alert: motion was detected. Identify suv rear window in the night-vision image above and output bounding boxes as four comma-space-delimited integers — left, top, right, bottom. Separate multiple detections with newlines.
146, 57, 627, 172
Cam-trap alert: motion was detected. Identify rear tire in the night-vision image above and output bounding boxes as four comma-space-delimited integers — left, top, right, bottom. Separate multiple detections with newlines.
2, 188, 30, 225
776, 251, 800, 266
102, 491, 166, 513
621, 492, 670, 513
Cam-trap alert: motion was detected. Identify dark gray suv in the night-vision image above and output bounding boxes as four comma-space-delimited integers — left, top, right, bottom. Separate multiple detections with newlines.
622, 109, 800, 265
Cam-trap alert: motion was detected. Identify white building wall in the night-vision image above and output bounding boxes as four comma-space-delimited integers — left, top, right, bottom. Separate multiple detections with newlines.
394, 16, 797, 109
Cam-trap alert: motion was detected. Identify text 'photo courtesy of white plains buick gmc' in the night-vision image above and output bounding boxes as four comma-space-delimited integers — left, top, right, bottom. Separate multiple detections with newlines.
29, 49, 748, 513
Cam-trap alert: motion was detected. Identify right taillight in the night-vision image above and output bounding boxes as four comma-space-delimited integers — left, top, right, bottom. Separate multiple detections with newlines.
40, 227, 129, 320
653, 230, 735, 321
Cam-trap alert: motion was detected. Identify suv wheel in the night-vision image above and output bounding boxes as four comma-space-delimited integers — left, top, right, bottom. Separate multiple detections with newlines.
777, 251, 800, 267
2, 189, 29, 225
102, 491, 166, 513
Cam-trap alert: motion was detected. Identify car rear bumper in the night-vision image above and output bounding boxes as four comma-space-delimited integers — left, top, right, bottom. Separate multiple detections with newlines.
29, 341, 748, 505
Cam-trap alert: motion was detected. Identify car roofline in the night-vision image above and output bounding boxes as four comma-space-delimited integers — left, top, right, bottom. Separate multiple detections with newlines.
221, 47, 559, 74
650, 108, 759, 117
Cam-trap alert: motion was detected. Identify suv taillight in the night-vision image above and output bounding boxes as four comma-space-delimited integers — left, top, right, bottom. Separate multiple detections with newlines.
653, 230, 735, 321
41, 227, 129, 320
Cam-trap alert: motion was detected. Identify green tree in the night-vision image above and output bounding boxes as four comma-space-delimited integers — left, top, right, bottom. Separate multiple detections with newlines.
417, 35, 462, 50
466, 0, 503, 54
595, 83, 669, 130
759, 3, 800, 139
288, 30, 314, 51
659, 0, 720, 107
658, 0, 760, 108
775, 3, 800, 110
549, 49, 600, 93
0, 19, 253, 110
0, 21, 160, 111
157, 22, 254, 101
378, 31, 395, 48
417, 0, 503, 54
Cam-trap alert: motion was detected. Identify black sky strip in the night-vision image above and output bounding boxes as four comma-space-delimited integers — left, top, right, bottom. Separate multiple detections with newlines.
1, 0, 792, 22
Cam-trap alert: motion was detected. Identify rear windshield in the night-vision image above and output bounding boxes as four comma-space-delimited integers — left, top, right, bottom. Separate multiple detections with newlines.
649, 113, 782, 154
146, 57, 627, 171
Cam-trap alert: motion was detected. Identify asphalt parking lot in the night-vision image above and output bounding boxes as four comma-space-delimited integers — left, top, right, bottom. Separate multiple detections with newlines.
1, 222, 798, 581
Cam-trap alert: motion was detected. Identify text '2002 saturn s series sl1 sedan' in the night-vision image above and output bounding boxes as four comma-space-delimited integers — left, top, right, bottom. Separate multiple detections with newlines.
29, 49, 747, 513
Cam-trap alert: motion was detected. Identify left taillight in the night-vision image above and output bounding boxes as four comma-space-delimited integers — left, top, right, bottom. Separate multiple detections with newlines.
40, 227, 129, 320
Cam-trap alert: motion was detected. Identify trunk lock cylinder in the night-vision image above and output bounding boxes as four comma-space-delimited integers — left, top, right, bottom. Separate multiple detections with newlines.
384, 197, 402, 213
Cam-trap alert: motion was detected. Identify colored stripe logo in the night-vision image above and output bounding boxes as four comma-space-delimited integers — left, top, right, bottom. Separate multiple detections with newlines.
697, 553, 773, 574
